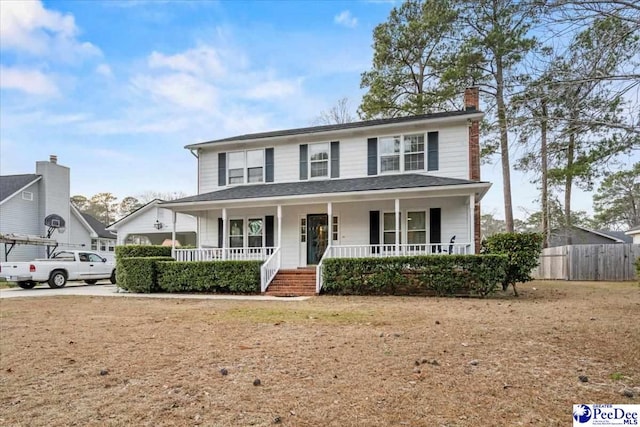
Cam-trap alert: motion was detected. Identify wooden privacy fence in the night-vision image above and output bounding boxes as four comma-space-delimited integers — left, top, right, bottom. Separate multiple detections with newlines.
532, 244, 640, 281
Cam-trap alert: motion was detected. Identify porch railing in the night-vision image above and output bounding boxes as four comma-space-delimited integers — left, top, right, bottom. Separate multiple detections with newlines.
260, 247, 281, 293
315, 243, 472, 293
173, 247, 276, 262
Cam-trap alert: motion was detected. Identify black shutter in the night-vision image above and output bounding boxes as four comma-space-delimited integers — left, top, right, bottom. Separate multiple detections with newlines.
218, 153, 226, 186
218, 218, 223, 248
265, 215, 274, 247
430, 208, 441, 253
427, 132, 439, 171
367, 138, 377, 175
370, 211, 380, 253
299, 144, 308, 180
330, 141, 340, 178
265, 148, 274, 183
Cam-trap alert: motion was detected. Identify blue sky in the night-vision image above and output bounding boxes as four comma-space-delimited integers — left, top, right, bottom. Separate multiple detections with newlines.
0, 0, 619, 220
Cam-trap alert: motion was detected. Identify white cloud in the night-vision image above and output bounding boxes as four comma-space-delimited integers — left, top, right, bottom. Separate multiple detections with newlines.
0, 0, 100, 60
0, 65, 59, 96
131, 72, 218, 111
334, 10, 358, 28
148, 46, 225, 78
246, 79, 301, 99
96, 64, 113, 78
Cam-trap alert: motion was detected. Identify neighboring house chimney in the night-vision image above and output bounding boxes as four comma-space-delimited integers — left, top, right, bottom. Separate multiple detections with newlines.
465, 87, 482, 253
36, 157, 70, 253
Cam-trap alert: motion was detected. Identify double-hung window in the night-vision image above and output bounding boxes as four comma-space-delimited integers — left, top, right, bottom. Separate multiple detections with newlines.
229, 219, 244, 247
228, 150, 264, 185
407, 211, 426, 244
309, 143, 329, 178
383, 213, 401, 245
248, 218, 263, 247
379, 136, 401, 173
379, 133, 428, 173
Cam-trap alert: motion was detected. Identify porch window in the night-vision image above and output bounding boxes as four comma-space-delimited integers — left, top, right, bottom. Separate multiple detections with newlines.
309, 143, 329, 178
229, 219, 244, 247
404, 134, 424, 171
228, 152, 245, 184
383, 213, 401, 245
407, 211, 426, 244
248, 218, 263, 247
380, 136, 400, 173
300, 218, 306, 242
91, 239, 97, 250
247, 150, 264, 183
332, 216, 339, 241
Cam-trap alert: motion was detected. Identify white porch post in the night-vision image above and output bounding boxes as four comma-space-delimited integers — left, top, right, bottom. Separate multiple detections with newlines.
277, 205, 282, 247
327, 202, 333, 248
222, 208, 227, 260
171, 210, 177, 257
395, 198, 400, 256
469, 193, 475, 254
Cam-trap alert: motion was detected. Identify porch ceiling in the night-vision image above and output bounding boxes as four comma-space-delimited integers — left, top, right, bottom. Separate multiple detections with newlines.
161, 174, 491, 213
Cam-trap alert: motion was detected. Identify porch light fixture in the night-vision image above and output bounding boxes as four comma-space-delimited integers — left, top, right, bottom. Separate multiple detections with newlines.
154, 220, 163, 230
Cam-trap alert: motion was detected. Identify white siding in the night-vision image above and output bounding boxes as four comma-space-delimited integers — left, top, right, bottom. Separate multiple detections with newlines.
0, 181, 41, 262
196, 121, 470, 191
114, 205, 197, 245
68, 211, 92, 250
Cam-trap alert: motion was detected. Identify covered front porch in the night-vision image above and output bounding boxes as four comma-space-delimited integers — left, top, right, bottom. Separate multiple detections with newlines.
162, 176, 490, 294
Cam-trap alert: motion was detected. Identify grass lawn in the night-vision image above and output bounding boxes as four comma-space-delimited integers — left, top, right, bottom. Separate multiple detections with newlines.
1, 280, 638, 426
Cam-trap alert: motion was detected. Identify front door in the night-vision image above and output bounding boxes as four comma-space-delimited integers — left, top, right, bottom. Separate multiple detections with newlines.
307, 214, 328, 265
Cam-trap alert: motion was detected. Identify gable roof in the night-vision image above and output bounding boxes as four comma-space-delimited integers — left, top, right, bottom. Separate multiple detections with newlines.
81, 212, 116, 239
163, 174, 489, 205
0, 174, 41, 203
594, 229, 633, 243
626, 225, 640, 235
186, 110, 482, 148
106, 199, 163, 230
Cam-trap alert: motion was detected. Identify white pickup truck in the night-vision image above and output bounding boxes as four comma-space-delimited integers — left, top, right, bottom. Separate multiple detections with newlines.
0, 250, 116, 289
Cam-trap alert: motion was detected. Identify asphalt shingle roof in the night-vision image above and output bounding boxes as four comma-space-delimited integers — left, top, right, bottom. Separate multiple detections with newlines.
186, 110, 479, 147
81, 212, 116, 239
164, 174, 484, 204
0, 174, 41, 202
596, 229, 633, 243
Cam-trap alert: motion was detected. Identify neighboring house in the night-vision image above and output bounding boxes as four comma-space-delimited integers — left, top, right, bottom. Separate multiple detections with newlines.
107, 199, 196, 246
162, 87, 491, 290
549, 225, 633, 247
0, 156, 115, 261
625, 225, 640, 244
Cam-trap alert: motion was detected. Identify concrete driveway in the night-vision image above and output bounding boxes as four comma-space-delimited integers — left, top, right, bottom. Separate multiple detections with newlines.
0, 281, 310, 301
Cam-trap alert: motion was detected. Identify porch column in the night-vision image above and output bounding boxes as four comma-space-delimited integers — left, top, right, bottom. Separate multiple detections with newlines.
222, 208, 227, 260
171, 210, 177, 257
327, 202, 333, 248
469, 193, 475, 254
277, 205, 282, 247
395, 198, 400, 255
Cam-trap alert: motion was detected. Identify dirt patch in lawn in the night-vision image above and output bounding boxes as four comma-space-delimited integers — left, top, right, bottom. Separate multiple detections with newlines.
1, 281, 638, 426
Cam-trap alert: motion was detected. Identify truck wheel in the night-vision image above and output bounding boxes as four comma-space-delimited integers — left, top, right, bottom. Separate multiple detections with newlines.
110, 270, 117, 285
48, 270, 67, 288
84, 280, 98, 285
18, 281, 36, 289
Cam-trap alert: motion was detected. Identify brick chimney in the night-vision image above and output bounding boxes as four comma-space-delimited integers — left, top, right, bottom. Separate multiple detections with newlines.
465, 87, 481, 253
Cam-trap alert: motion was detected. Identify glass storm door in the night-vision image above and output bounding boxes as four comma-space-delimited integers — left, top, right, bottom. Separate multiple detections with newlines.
307, 214, 328, 265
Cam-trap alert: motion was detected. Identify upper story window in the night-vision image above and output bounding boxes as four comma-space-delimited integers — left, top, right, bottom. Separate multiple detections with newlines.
379, 133, 426, 173
228, 149, 264, 185
309, 143, 329, 178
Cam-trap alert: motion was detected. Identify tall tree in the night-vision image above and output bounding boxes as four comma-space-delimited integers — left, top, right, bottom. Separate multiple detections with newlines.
118, 196, 142, 218
137, 191, 187, 204
70, 195, 90, 212
358, 0, 460, 118
593, 163, 640, 230
314, 98, 355, 125
90, 193, 118, 225
452, 0, 540, 232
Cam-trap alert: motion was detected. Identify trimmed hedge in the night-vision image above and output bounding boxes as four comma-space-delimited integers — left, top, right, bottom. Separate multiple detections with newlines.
322, 255, 507, 297
118, 256, 174, 293
482, 233, 543, 294
157, 261, 261, 293
115, 245, 172, 261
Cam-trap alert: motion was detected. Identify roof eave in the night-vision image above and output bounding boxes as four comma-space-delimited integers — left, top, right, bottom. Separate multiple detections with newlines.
0, 176, 42, 206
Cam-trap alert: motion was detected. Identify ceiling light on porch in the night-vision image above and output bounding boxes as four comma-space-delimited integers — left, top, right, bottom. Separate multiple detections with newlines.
154, 220, 163, 230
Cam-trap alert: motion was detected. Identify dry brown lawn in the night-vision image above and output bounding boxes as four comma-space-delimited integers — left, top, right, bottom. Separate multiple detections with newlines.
1, 280, 638, 426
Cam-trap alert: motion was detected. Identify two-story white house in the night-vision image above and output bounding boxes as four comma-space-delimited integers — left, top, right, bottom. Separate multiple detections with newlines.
162, 88, 491, 293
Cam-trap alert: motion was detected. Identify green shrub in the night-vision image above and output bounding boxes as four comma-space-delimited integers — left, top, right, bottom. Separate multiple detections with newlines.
322, 255, 507, 297
115, 245, 172, 261
482, 233, 544, 295
636, 258, 640, 283
118, 256, 174, 293
157, 261, 261, 293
